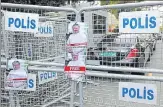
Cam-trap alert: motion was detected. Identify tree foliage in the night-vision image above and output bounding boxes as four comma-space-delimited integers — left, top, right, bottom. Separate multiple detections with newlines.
100, 0, 144, 5
2, 0, 65, 6
2, 0, 95, 6
101, 0, 120, 19
100, 0, 145, 19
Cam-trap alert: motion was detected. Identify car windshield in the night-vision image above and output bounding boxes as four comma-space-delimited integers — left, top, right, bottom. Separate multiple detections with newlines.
99, 34, 137, 48
115, 35, 137, 46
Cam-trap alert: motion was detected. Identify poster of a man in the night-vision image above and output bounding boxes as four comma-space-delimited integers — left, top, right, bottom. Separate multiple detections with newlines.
5, 60, 28, 90
64, 22, 88, 80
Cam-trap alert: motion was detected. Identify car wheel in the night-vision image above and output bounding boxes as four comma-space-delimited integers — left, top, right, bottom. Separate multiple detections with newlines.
134, 54, 145, 68
131, 60, 145, 75
131, 72, 145, 75
133, 60, 139, 68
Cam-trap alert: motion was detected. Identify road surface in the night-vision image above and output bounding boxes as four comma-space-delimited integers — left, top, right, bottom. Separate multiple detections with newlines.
146, 40, 163, 75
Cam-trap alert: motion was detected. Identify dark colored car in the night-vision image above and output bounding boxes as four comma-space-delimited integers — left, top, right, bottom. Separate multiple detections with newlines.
87, 34, 151, 75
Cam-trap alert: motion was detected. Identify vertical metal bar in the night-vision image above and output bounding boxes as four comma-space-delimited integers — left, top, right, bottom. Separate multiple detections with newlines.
9, 91, 15, 107
76, 8, 85, 107
15, 94, 20, 107
70, 80, 75, 107
0, 0, 2, 106
75, 9, 80, 22
79, 81, 83, 107
74, 81, 77, 94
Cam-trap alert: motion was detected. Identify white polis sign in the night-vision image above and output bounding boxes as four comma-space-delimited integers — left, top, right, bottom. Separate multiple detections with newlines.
119, 11, 160, 33
38, 71, 57, 85
35, 21, 54, 37
119, 82, 157, 105
4, 11, 39, 33
5, 73, 36, 91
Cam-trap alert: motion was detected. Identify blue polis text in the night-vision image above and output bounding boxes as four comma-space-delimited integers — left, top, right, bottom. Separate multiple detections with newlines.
122, 87, 154, 100
123, 14, 156, 29
8, 17, 36, 29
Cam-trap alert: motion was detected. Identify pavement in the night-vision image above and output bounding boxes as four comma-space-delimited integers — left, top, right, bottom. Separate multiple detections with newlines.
146, 40, 163, 76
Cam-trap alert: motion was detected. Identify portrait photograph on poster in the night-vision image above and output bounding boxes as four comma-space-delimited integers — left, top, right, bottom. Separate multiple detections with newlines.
64, 22, 88, 80
5, 58, 36, 91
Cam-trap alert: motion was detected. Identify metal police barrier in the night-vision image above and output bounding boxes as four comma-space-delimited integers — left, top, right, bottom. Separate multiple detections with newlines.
2, 64, 163, 107
2, 53, 163, 107
75, 1, 163, 107
2, 1, 163, 107
0, 3, 78, 107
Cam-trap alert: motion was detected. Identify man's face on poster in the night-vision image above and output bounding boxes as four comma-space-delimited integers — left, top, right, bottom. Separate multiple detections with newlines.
72, 25, 80, 34
13, 62, 20, 70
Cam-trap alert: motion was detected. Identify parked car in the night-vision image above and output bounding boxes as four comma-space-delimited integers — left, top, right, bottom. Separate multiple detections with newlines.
149, 34, 157, 52
157, 33, 162, 40
87, 34, 151, 75
138, 34, 157, 56
152, 34, 157, 51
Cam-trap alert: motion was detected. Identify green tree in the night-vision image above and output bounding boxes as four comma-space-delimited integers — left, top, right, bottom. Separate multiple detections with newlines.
100, 0, 119, 6
2, 0, 65, 6
101, 0, 120, 19
2, 0, 91, 6
100, 0, 144, 19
